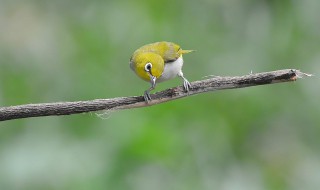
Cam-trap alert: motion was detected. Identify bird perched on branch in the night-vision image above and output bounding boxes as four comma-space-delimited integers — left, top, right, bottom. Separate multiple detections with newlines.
129, 41, 194, 103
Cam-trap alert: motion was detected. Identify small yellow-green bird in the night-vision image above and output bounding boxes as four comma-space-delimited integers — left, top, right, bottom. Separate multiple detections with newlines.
129, 41, 194, 102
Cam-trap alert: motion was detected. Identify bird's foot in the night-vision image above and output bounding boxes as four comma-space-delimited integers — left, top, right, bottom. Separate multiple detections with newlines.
183, 78, 191, 92
144, 90, 152, 103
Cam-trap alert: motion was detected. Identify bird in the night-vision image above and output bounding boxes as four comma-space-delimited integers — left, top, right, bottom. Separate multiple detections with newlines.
129, 41, 193, 102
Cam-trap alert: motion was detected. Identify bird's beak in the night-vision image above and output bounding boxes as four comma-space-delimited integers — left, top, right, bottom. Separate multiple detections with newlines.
150, 74, 156, 88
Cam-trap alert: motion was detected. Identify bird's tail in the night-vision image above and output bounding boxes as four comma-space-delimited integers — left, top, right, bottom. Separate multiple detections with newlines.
180, 49, 195, 54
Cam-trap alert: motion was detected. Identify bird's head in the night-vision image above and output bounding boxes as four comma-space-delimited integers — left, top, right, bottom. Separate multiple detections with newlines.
130, 52, 164, 82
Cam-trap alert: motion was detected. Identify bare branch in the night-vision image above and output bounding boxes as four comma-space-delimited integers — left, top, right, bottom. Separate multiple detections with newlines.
0, 69, 311, 121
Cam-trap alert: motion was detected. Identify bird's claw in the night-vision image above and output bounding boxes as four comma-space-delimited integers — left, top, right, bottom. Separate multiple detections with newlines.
144, 90, 152, 103
183, 78, 191, 92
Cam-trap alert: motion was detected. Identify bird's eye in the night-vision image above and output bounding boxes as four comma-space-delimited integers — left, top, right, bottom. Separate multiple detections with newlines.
144, 63, 152, 72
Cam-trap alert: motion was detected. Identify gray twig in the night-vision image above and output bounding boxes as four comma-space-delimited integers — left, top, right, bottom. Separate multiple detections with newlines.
0, 69, 311, 121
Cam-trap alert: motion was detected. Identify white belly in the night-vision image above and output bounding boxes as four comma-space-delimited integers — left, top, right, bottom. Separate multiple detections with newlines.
157, 56, 183, 82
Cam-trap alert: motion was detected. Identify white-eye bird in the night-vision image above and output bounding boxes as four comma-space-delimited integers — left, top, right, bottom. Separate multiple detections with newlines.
129, 41, 193, 102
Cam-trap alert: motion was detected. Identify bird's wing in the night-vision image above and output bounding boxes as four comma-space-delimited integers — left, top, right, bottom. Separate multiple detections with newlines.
139, 42, 180, 63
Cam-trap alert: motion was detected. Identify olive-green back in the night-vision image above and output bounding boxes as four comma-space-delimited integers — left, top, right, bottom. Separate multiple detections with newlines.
132, 41, 181, 63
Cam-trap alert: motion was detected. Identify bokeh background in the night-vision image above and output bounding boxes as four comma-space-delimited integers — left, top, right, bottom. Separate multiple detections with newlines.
1, 0, 319, 189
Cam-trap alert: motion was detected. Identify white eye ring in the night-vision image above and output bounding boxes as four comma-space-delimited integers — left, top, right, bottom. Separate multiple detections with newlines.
144, 63, 152, 72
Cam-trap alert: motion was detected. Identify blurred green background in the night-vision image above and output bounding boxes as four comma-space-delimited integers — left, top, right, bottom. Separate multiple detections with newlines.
0, 0, 319, 189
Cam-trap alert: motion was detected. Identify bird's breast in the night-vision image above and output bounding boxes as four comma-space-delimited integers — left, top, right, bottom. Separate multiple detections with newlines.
157, 56, 183, 82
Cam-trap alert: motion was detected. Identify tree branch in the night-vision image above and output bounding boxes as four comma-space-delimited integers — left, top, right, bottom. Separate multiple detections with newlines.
0, 69, 311, 121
